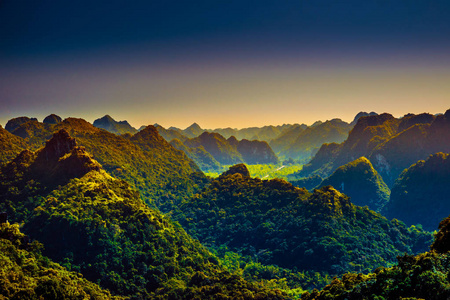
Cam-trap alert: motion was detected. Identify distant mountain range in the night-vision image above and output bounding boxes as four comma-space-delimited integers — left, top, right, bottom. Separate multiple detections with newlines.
299, 110, 450, 186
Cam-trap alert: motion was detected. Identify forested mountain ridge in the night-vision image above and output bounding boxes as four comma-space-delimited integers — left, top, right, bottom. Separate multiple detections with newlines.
0, 220, 121, 299
0, 131, 287, 299
93, 114, 138, 135
299, 110, 450, 186
181, 131, 279, 167
383, 152, 450, 231
302, 214, 450, 300
177, 165, 432, 282
0, 124, 28, 166
3, 117, 205, 212
318, 157, 390, 212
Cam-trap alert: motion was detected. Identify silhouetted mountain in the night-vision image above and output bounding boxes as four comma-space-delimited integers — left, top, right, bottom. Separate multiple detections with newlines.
383, 152, 450, 231
43, 113, 62, 124
93, 115, 137, 135
318, 157, 390, 212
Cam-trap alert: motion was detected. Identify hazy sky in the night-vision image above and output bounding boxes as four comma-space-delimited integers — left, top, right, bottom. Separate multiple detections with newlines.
1, 1, 450, 129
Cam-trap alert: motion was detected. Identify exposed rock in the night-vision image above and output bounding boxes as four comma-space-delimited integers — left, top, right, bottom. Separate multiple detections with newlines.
38, 129, 76, 162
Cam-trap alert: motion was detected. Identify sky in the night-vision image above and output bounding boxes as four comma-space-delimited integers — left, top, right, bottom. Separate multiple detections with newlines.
1, 0, 450, 129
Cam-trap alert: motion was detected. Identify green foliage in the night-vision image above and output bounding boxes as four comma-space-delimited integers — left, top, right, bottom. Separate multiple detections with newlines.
177, 170, 432, 289
0, 135, 288, 299
4, 118, 207, 213
301, 252, 450, 300
206, 164, 303, 181
318, 157, 390, 212
0, 222, 120, 299
170, 138, 222, 172
0, 125, 28, 166
289, 175, 323, 191
384, 152, 450, 231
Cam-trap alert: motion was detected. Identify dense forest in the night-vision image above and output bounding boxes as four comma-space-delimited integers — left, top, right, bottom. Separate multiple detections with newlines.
1, 109, 450, 299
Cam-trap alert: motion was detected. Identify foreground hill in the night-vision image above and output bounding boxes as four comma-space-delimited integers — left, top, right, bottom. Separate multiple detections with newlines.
0, 221, 120, 299
178, 165, 432, 280
302, 215, 450, 300
300, 110, 450, 186
4, 117, 204, 212
318, 157, 390, 212
383, 152, 450, 231
93, 115, 138, 135
0, 131, 286, 299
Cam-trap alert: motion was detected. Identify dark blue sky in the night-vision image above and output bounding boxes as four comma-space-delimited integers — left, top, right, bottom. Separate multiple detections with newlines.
2, 0, 450, 58
1, 1, 450, 128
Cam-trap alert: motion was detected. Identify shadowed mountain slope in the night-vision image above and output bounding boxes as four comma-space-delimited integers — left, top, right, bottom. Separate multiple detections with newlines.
383, 152, 450, 231
318, 157, 390, 212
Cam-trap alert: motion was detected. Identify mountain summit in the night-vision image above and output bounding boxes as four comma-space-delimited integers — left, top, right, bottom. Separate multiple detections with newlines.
93, 115, 137, 135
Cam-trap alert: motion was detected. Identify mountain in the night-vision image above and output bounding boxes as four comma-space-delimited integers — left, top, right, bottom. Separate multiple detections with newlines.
302, 214, 450, 300
236, 139, 279, 164
0, 220, 119, 299
370, 111, 450, 185
0, 125, 27, 166
0, 132, 286, 299
383, 152, 450, 231
170, 138, 221, 172
155, 124, 188, 142
300, 110, 449, 186
269, 123, 307, 153
4, 117, 205, 213
43, 113, 62, 124
271, 119, 352, 162
182, 122, 204, 138
182, 132, 279, 166
318, 157, 390, 212
184, 132, 244, 165
349, 111, 378, 126
93, 115, 138, 135
177, 165, 432, 280
5, 116, 38, 133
